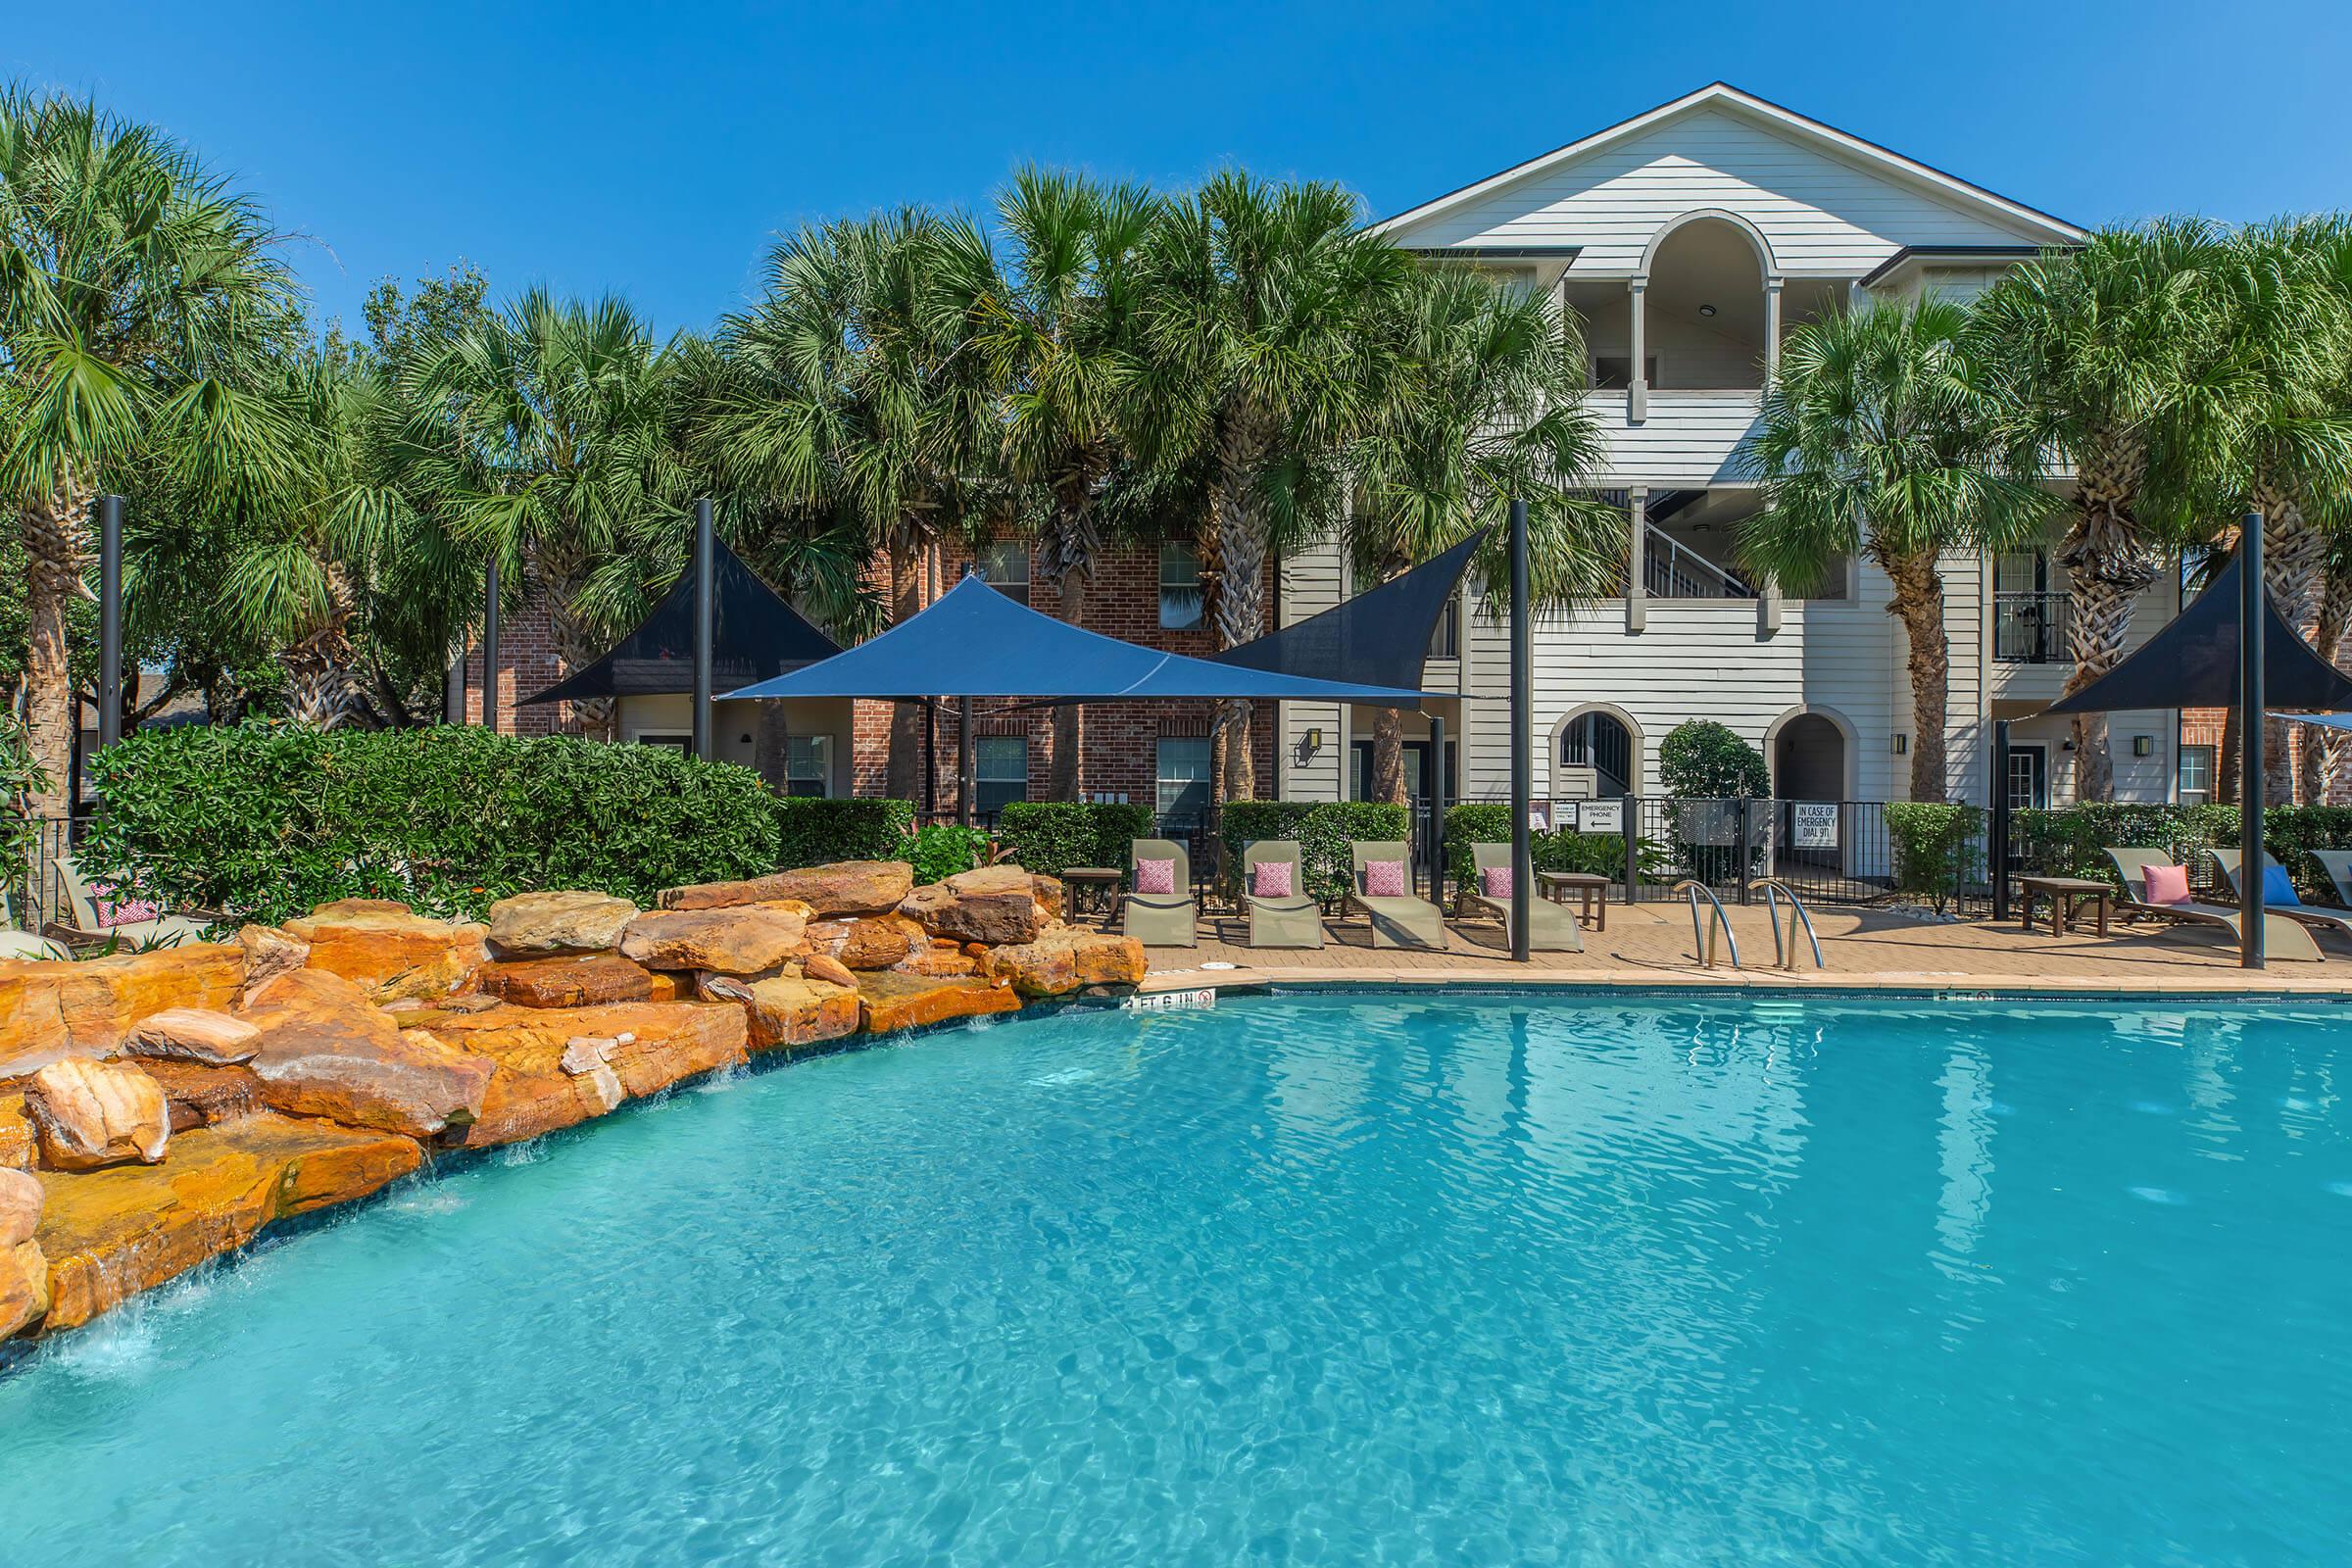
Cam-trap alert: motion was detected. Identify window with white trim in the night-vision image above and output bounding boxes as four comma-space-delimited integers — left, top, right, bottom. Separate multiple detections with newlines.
975, 735, 1028, 815
1159, 542, 1203, 630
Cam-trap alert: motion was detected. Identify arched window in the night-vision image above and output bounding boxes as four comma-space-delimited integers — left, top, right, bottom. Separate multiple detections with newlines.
1552, 707, 1640, 798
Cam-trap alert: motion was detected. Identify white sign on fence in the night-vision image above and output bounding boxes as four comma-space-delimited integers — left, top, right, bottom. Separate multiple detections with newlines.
1790, 802, 1840, 850
1578, 799, 1624, 834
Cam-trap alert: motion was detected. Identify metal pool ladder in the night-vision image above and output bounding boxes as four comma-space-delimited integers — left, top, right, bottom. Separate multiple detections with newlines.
1749, 878, 1826, 971
1670, 879, 1740, 969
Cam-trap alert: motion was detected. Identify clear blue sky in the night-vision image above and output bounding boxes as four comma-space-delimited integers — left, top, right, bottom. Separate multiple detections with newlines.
13, 0, 2351, 338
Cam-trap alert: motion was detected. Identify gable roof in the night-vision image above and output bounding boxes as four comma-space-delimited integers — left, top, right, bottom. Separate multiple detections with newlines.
1371, 83, 2084, 249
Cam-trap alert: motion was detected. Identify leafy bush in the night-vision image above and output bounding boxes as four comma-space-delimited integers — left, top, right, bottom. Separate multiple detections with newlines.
1439, 802, 1669, 890
994, 801, 1155, 877
775, 796, 914, 867
906, 822, 989, 885
1657, 719, 1770, 799
1219, 801, 1411, 902
1886, 802, 1984, 913
78, 722, 782, 924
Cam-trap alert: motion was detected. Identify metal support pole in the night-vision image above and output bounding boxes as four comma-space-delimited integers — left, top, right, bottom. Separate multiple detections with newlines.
1989, 719, 2012, 922
1509, 498, 1532, 962
924, 700, 938, 815
444, 639, 466, 724
691, 499, 715, 762
98, 496, 123, 753
1428, 711, 1447, 908
956, 697, 975, 828
481, 557, 502, 735
2240, 513, 2266, 970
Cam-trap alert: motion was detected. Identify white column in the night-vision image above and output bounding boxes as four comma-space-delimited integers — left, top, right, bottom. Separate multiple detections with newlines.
1627, 487, 1648, 634
1764, 276, 1785, 384
1628, 278, 1648, 422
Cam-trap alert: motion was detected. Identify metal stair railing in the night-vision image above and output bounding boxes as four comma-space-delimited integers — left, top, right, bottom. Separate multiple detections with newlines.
1643, 525, 1754, 600
1749, 878, 1826, 970
1669, 878, 1740, 969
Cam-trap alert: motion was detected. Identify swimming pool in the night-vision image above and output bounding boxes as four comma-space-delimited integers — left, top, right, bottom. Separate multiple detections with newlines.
3, 991, 2347, 1564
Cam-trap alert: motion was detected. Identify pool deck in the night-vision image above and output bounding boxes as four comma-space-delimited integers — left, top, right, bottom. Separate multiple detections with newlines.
1129, 899, 2352, 997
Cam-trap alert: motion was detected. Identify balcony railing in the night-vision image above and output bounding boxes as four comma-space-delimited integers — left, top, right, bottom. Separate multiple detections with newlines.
1994, 592, 2070, 663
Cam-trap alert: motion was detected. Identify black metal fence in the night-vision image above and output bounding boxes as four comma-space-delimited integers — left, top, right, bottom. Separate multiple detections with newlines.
15, 816, 87, 933
1613, 796, 1993, 914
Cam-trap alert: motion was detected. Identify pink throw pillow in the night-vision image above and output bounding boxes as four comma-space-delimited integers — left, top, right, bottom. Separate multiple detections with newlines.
1251, 860, 1294, 899
1363, 859, 1406, 899
1134, 858, 1177, 896
1481, 865, 1512, 899
2143, 862, 2192, 906
90, 881, 161, 928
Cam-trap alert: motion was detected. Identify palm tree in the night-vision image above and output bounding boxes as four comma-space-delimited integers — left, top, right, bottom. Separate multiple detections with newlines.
0, 88, 299, 814
707, 214, 1004, 799
1345, 265, 1620, 804
1971, 220, 2229, 801
406, 290, 694, 739
955, 170, 1160, 799
1743, 299, 2057, 802
1141, 173, 1417, 801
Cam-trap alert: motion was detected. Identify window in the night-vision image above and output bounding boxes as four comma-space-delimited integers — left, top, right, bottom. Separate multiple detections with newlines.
785, 734, 831, 799
974, 735, 1028, 815
636, 734, 690, 754
1155, 737, 1211, 821
2178, 745, 2215, 805
976, 541, 1029, 607
1350, 739, 1458, 803
1427, 592, 1462, 660
1159, 542, 1203, 630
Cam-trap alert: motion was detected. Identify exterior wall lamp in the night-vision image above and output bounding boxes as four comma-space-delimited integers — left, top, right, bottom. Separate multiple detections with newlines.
1295, 726, 1324, 764
2133, 735, 2154, 757
1890, 733, 1909, 755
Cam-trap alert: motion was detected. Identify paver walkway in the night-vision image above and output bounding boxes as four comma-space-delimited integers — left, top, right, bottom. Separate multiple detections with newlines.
1121, 899, 2352, 995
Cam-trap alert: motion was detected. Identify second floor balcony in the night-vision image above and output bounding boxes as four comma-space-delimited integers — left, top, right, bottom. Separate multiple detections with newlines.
1994, 592, 2069, 663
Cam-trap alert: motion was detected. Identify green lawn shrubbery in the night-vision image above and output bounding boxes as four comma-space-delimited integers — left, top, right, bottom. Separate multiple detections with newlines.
994, 801, 1156, 877
774, 796, 915, 867
82, 723, 786, 924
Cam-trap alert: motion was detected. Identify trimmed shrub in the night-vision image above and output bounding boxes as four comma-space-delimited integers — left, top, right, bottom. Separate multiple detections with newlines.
1886, 802, 1984, 913
1657, 719, 1770, 800
995, 801, 1156, 877
1219, 801, 1411, 902
775, 796, 915, 868
79, 722, 781, 924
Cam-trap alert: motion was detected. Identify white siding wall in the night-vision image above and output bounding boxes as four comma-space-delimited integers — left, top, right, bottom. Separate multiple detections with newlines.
1403, 106, 2053, 275
1276, 535, 1348, 803
1584, 391, 1762, 486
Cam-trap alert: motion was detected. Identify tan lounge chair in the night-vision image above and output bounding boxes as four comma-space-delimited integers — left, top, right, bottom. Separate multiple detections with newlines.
2103, 848, 2322, 962
2307, 849, 2352, 909
47, 856, 214, 952
1121, 837, 1198, 949
1466, 843, 1582, 953
2208, 848, 2352, 951
1345, 840, 1446, 951
1240, 840, 1323, 950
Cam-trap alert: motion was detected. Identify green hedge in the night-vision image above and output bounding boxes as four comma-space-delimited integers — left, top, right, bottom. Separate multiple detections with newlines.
994, 801, 1155, 877
80, 723, 785, 924
1886, 802, 1984, 913
1219, 801, 1411, 902
2013, 803, 2352, 902
775, 796, 914, 868
1440, 803, 1667, 888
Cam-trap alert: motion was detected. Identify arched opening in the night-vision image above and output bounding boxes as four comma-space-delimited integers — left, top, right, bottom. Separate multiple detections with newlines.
1772, 711, 1848, 802
1552, 706, 1639, 798
1644, 215, 1770, 390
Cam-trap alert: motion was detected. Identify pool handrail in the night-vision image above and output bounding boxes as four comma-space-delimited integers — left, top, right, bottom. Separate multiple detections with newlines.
1669, 878, 1740, 969
1749, 878, 1826, 970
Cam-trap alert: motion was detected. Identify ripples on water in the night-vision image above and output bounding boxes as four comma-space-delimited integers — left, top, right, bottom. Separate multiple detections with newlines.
3, 994, 2350, 1566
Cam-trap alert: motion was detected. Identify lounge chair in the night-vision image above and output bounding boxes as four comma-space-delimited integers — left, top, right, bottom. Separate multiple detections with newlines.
46, 855, 215, 952
1121, 837, 1198, 949
2103, 848, 2323, 962
2208, 848, 2352, 951
2308, 849, 2352, 910
1344, 840, 1446, 951
1240, 840, 1323, 950
1465, 843, 1583, 953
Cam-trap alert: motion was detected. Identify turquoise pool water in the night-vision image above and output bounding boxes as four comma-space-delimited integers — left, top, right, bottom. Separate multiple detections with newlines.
4, 992, 2350, 1564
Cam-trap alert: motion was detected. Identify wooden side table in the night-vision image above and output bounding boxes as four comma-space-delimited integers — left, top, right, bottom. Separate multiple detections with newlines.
1060, 867, 1124, 926
2017, 875, 2114, 937
1537, 870, 1611, 931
